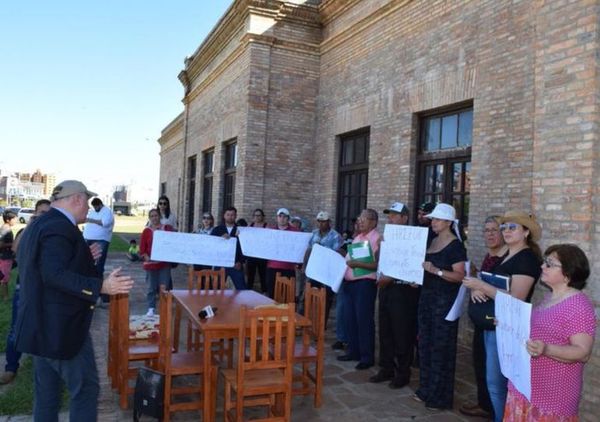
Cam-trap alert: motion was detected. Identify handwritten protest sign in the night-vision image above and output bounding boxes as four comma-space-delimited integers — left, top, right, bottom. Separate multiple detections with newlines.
305, 244, 347, 293
378, 225, 428, 284
238, 227, 312, 263
495, 291, 532, 400
151, 231, 237, 268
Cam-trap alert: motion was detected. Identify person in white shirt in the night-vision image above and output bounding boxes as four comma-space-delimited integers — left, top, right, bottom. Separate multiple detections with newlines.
83, 197, 115, 304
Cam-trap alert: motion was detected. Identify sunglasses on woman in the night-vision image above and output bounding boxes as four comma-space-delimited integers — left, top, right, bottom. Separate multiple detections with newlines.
499, 223, 520, 232
158, 201, 168, 206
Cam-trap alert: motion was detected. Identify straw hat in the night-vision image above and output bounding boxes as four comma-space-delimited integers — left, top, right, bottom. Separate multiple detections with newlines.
499, 210, 541, 242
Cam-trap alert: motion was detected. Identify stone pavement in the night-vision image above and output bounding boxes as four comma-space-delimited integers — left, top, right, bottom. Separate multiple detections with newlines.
1, 252, 485, 421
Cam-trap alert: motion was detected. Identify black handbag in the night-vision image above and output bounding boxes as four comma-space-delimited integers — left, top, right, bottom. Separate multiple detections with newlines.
133, 366, 165, 421
467, 299, 496, 331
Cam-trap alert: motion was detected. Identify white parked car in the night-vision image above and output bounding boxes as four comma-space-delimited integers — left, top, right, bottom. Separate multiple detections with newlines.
17, 208, 35, 224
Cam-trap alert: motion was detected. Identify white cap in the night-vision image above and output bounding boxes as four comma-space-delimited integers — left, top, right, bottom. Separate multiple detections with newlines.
316, 211, 330, 221
425, 203, 456, 221
276, 208, 290, 217
383, 202, 408, 215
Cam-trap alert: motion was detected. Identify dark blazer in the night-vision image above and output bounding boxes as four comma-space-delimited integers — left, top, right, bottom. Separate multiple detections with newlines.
210, 224, 244, 265
14, 208, 103, 359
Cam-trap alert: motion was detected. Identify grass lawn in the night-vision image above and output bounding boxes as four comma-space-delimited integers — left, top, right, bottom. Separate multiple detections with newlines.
109, 215, 147, 253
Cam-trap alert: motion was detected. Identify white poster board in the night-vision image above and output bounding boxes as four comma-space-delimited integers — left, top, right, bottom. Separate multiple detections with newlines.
495, 291, 532, 400
151, 231, 237, 268
445, 284, 468, 321
377, 225, 428, 284
237, 227, 312, 263
305, 244, 347, 293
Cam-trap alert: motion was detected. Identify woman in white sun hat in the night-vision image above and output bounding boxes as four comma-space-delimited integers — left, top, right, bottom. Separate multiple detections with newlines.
413, 203, 467, 411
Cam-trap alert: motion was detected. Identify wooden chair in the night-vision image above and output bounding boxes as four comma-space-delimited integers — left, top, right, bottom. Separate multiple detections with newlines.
107, 294, 120, 388
158, 291, 217, 422
186, 267, 229, 354
221, 304, 296, 422
292, 282, 326, 407
114, 294, 160, 409
274, 272, 295, 304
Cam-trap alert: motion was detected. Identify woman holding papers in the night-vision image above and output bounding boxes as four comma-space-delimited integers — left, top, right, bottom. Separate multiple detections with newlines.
139, 208, 174, 316
193, 212, 214, 271
462, 210, 542, 422
504, 244, 595, 421
414, 203, 466, 410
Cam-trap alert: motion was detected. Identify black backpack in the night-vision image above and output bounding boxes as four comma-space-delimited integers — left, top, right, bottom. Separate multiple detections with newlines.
133, 366, 164, 421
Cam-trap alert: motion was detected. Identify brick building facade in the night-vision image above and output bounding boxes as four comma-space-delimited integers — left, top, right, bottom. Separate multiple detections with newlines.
158, 0, 599, 416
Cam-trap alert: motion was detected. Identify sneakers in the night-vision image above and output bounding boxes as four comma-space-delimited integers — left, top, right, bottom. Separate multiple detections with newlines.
145, 308, 155, 317
0, 371, 16, 385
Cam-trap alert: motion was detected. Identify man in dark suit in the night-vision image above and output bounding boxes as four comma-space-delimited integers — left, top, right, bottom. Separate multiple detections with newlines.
211, 206, 246, 290
15, 180, 134, 422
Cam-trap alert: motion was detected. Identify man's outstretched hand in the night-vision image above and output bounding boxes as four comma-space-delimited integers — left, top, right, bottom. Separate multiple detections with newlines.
101, 267, 134, 295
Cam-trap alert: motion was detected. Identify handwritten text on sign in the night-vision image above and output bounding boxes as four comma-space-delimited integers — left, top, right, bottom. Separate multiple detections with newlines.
377, 225, 428, 284
495, 291, 532, 400
305, 244, 347, 293
151, 231, 237, 268
237, 227, 312, 263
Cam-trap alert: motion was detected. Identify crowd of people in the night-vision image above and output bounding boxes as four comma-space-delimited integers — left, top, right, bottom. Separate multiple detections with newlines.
0, 181, 595, 421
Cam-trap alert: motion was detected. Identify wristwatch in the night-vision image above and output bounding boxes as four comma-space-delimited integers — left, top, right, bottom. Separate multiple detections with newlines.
436, 269, 443, 277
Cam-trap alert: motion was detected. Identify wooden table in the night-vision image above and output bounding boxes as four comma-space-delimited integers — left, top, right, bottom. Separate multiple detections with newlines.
171, 289, 308, 421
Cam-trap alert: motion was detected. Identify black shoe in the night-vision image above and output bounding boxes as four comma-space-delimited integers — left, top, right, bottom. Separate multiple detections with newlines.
331, 341, 347, 350
337, 354, 358, 362
388, 378, 409, 389
355, 362, 373, 370
369, 370, 394, 383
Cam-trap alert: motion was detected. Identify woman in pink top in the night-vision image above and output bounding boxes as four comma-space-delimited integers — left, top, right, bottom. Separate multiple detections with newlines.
265, 208, 300, 298
504, 244, 596, 421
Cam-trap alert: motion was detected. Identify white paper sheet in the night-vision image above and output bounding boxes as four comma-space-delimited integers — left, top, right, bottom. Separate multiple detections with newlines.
237, 226, 312, 263
495, 291, 532, 400
305, 244, 347, 293
150, 230, 237, 268
445, 283, 468, 321
377, 225, 428, 284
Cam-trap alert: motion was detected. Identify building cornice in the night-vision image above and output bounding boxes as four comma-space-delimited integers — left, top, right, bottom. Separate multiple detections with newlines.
320, 0, 413, 54
182, 0, 320, 91
157, 112, 184, 146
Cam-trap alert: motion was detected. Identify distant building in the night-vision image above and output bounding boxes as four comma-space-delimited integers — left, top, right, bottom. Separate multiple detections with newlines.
0, 169, 56, 203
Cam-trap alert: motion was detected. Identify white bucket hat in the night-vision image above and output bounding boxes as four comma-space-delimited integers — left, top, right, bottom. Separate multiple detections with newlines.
425, 203, 456, 221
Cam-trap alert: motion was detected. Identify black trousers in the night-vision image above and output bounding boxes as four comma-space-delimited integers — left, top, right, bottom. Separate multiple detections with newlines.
246, 258, 267, 292
473, 326, 493, 412
377, 283, 420, 382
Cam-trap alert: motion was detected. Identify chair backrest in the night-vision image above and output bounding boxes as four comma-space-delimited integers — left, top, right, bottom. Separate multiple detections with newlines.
303, 282, 326, 345
157, 291, 174, 372
188, 267, 227, 291
237, 304, 296, 381
274, 272, 295, 304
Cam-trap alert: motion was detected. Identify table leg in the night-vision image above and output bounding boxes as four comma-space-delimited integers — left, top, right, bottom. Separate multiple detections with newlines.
204, 332, 214, 421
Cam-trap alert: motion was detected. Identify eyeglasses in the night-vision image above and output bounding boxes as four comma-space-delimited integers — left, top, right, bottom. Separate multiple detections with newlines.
499, 223, 520, 232
158, 201, 168, 206
542, 257, 562, 268
483, 228, 499, 234
202, 216, 212, 220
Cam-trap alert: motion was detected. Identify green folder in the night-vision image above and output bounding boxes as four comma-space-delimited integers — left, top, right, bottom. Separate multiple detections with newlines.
347, 241, 375, 277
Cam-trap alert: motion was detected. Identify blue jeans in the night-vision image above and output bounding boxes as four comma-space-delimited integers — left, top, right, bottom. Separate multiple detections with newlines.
86, 239, 110, 303
224, 267, 247, 290
484, 330, 508, 422
33, 335, 99, 422
335, 283, 348, 343
5, 284, 22, 373
344, 279, 377, 365
146, 267, 171, 310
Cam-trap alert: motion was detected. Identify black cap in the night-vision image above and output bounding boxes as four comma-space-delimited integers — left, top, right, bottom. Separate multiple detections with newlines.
419, 202, 435, 213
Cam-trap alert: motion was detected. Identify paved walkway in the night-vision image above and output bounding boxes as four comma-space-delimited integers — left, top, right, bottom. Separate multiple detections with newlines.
2, 253, 485, 421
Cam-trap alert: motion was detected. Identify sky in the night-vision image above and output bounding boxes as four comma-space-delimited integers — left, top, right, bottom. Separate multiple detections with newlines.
0, 0, 232, 201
